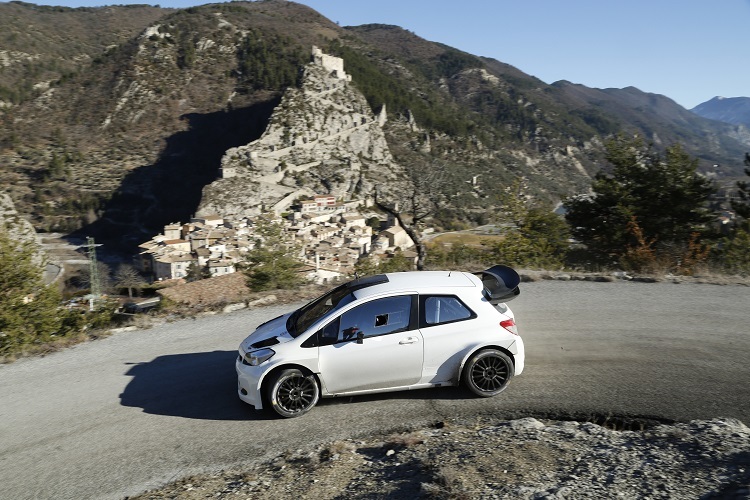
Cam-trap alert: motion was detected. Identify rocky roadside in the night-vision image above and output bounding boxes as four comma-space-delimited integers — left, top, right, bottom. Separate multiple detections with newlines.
518, 269, 750, 287
129, 415, 750, 499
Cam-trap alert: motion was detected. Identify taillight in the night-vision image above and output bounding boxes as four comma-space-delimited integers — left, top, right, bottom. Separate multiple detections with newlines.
500, 319, 518, 335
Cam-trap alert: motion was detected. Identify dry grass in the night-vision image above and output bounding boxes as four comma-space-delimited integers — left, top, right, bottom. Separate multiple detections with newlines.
421, 465, 478, 499
0, 331, 102, 364
384, 431, 425, 448
429, 232, 504, 247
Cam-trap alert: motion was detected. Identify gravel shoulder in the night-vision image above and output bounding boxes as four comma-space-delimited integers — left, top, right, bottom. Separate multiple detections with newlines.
131, 415, 750, 499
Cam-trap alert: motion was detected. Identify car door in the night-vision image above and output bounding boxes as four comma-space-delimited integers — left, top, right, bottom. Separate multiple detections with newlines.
317, 294, 423, 394
418, 294, 478, 383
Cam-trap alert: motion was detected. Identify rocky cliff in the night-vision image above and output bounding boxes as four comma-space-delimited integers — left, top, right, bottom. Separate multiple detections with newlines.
198, 47, 405, 218
0, 193, 46, 270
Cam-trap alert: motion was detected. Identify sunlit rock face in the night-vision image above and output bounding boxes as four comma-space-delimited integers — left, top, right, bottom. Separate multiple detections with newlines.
1, 193, 46, 269
198, 47, 403, 219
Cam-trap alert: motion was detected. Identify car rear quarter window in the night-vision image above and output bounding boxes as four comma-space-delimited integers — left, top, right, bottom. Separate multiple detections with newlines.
420, 295, 476, 328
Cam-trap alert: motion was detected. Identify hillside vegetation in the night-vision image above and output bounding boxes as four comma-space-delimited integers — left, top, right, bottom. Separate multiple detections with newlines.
0, 0, 748, 253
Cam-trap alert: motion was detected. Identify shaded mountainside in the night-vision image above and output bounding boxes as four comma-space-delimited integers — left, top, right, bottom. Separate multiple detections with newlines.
0, 0, 748, 256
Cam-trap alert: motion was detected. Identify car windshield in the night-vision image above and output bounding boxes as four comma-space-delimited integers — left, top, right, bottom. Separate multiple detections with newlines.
286, 285, 357, 337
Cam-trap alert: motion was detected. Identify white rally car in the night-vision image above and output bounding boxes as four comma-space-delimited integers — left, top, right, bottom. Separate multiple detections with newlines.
236, 265, 523, 418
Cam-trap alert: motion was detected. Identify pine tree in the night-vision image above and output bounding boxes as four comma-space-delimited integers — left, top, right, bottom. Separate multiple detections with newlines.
731, 153, 750, 223
564, 136, 715, 265
241, 214, 304, 292
0, 229, 64, 354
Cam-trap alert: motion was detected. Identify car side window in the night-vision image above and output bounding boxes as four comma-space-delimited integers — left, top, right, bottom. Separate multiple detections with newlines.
338, 295, 412, 341
320, 317, 340, 345
301, 317, 340, 348
420, 295, 475, 327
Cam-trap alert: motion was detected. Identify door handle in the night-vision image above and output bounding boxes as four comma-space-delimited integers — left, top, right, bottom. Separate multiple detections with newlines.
399, 337, 419, 345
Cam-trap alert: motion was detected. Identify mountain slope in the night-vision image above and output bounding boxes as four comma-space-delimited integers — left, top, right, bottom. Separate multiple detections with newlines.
0, 1, 748, 255
550, 82, 749, 167
1, 1, 346, 248
348, 23, 750, 170
692, 96, 750, 127
0, 1, 168, 106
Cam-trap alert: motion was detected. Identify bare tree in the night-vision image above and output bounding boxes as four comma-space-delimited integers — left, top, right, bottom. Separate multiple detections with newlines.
114, 264, 147, 299
374, 162, 446, 270
78, 261, 113, 295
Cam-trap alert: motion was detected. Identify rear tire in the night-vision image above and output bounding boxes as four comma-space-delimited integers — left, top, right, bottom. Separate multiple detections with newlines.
266, 369, 319, 418
463, 349, 513, 397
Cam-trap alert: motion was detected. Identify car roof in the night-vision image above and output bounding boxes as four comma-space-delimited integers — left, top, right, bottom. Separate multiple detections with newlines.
352, 270, 480, 301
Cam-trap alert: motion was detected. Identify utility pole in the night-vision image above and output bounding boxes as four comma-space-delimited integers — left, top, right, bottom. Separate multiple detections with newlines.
85, 237, 101, 311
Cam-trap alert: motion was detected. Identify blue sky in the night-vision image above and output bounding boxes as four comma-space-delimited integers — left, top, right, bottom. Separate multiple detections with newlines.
8, 0, 748, 109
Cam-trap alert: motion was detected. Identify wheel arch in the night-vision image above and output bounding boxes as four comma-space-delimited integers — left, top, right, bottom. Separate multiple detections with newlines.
259, 363, 321, 407
457, 345, 516, 382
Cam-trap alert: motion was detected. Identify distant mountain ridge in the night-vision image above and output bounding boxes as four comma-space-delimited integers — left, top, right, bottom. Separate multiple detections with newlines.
691, 96, 750, 127
0, 0, 748, 254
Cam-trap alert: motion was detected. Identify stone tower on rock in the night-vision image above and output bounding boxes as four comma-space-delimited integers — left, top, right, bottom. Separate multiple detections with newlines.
198, 46, 403, 218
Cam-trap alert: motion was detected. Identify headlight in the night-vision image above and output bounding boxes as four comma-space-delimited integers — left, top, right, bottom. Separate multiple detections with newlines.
245, 348, 275, 366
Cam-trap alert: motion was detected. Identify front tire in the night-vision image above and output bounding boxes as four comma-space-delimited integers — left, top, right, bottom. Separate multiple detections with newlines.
266, 369, 320, 418
463, 349, 513, 397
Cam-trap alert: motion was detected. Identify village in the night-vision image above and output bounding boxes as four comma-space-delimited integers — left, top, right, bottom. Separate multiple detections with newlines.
136, 193, 417, 285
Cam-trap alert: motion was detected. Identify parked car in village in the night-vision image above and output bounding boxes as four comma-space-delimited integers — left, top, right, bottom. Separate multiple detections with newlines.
236, 265, 524, 418
119, 297, 161, 314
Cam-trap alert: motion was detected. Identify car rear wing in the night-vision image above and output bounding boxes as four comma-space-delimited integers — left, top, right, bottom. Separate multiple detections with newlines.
476, 265, 520, 304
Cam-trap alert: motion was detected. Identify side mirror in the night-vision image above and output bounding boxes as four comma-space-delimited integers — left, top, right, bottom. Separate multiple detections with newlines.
356, 331, 364, 344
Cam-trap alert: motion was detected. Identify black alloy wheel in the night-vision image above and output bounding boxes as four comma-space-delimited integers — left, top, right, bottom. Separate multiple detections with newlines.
463, 349, 513, 397
267, 368, 320, 418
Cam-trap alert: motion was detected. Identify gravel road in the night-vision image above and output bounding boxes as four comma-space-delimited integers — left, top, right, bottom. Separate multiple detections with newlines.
0, 279, 748, 499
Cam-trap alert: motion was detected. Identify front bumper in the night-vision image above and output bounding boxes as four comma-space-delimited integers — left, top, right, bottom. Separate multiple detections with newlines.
236, 355, 265, 410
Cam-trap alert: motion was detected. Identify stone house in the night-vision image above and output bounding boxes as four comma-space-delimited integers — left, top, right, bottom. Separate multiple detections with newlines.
377, 225, 414, 251
191, 214, 224, 228
163, 223, 182, 240
162, 239, 191, 253
154, 253, 195, 281
310, 225, 338, 242
208, 258, 236, 277
345, 233, 371, 255
195, 247, 211, 266
299, 194, 339, 214
339, 213, 367, 230
300, 200, 319, 214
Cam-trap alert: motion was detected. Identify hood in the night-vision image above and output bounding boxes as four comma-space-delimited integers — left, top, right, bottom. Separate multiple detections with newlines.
240, 313, 294, 352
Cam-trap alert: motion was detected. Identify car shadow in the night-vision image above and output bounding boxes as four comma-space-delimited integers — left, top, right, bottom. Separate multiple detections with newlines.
119, 350, 272, 421
316, 384, 475, 410
120, 351, 484, 420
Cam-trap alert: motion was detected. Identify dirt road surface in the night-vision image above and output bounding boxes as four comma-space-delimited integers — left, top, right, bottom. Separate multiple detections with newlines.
0, 280, 747, 499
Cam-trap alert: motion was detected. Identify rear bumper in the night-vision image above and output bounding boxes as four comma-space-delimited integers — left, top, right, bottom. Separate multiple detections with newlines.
514, 337, 525, 376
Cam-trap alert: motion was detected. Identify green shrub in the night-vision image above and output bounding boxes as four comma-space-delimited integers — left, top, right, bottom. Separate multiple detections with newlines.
712, 229, 750, 275
0, 230, 65, 354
